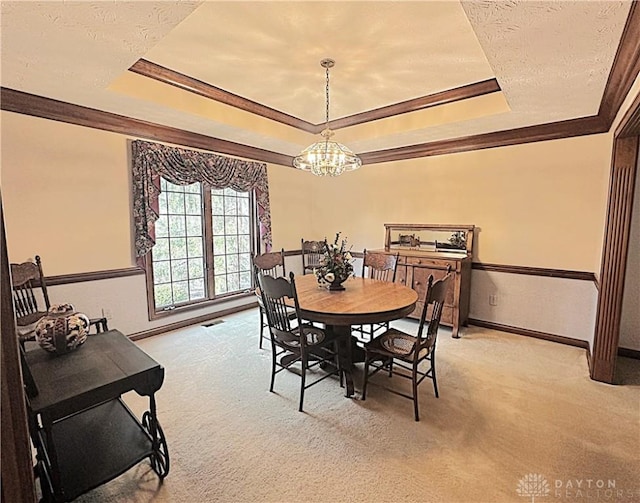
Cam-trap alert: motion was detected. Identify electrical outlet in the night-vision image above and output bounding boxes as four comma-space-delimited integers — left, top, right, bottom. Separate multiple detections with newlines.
103, 308, 113, 320
489, 294, 498, 306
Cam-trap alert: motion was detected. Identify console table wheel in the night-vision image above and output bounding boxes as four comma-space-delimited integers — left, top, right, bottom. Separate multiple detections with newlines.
142, 411, 170, 478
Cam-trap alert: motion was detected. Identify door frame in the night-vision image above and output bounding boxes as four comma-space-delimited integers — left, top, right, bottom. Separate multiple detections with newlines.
591, 91, 640, 383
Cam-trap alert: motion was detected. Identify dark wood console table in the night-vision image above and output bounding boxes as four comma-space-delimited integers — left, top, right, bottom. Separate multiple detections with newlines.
24, 329, 169, 502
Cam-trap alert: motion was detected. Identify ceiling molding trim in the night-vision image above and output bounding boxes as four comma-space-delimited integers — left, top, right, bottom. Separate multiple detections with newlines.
129, 59, 317, 133
328, 79, 501, 131
0, 88, 293, 166
330, 79, 501, 132
358, 116, 608, 165
130, 59, 500, 134
598, 0, 640, 128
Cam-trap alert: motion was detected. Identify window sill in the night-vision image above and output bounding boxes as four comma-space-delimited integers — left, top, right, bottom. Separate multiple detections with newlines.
148, 291, 256, 321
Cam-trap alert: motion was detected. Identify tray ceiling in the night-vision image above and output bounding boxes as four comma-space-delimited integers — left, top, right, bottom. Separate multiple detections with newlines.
0, 1, 633, 161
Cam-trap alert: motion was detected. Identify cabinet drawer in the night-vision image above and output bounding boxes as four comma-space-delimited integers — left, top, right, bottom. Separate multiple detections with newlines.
406, 256, 452, 269
394, 254, 457, 269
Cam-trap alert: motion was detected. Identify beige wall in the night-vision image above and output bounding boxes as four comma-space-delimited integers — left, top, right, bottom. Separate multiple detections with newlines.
297, 134, 612, 272
2, 110, 611, 276
265, 163, 315, 251
2, 112, 133, 274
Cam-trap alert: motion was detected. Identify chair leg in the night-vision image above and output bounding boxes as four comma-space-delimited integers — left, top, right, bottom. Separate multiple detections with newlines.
388, 357, 393, 378
269, 343, 277, 392
412, 363, 420, 422
335, 341, 344, 388
299, 355, 307, 412
431, 351, 439, 398
362, 354, 370, 400
259, 307, 265, 349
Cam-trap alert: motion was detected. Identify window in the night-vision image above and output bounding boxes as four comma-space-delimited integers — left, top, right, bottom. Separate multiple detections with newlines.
149, 179, 256, 314
211, 187, 253, 295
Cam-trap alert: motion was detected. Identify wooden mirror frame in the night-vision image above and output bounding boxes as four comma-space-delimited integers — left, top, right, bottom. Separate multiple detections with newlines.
384, 223, 475, 255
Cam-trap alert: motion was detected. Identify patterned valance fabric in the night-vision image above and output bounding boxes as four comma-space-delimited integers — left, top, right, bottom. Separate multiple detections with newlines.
131, 140, 272, 259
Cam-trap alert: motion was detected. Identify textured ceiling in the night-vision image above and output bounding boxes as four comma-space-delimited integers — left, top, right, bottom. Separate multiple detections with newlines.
0, 1, 632, 159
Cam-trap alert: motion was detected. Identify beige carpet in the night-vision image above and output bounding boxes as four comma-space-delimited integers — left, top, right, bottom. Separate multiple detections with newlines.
75, 309, 639, 503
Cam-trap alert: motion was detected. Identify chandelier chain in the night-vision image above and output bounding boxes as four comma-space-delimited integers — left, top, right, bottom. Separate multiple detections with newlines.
325, 64, 330, 127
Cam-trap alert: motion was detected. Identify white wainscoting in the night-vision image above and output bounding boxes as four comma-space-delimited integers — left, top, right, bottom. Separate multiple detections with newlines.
469, 269, 598, 345
38, 259, 600, 346
289, 254, 599, 345
45, 275, 256, 337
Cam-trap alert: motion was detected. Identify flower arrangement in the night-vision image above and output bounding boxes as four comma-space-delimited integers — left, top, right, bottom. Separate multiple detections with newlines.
315, 233, 354, 290
448, 231, 467, 249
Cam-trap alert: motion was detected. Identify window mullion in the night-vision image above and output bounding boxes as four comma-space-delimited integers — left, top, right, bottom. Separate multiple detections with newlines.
250, 191, 259, 255
203, 185, 215, 300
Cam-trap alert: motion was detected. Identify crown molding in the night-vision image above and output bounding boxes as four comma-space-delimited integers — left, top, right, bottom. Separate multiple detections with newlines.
130, 59, 317, 133
328, 78, 500, 131
358, 115, 608, 164
130, 59, 500, 134
598, 0, 640, 128
0, 88, 293, 166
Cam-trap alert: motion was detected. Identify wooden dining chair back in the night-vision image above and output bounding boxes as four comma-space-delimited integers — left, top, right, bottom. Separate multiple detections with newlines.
11, 255, 50, 334
258, 272, 342, 412
253, 249, 286, 278
361, 249, 399, 282
11, 255, 108, 341
301, 239, 324, 275
253, 249, 287, 349
352, 250, 400, 343
362, 272, 452, 421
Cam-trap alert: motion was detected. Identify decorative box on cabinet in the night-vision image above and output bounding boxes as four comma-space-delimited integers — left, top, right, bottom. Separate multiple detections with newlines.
375, 223, 475, 338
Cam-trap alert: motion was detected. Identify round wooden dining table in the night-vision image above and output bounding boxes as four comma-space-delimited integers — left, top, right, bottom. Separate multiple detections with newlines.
291, 274, 418, 397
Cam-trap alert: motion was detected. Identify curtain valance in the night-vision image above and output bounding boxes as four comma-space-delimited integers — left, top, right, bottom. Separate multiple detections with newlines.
131, 140, 272, 259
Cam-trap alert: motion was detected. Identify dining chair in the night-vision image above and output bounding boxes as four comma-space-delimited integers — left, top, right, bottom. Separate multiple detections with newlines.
352, 249, 399, 343
11, 255, 51, 340
253, 248, 288, 349
362, 272, 452, 421
301, 239, 324, 275
258, 271, 342, 412
11, 255, 108, 342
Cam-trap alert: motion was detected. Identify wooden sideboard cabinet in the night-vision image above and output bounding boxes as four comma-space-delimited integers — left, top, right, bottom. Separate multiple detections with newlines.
374, 223, 475, 338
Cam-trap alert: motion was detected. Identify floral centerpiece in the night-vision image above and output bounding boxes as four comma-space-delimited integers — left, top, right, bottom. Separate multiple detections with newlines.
315, 233, 354, 290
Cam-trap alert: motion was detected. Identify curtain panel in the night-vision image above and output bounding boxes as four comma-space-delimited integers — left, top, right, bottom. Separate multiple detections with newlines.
131, 140, 272, 260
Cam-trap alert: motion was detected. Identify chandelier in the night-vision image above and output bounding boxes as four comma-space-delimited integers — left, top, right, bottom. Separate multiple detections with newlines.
293, 59, 362, 177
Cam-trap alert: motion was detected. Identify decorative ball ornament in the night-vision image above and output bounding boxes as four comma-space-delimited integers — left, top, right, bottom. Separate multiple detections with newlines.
35, 304, 90, 354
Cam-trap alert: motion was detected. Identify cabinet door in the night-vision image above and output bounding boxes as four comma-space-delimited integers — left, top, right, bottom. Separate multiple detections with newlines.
412, 267, 454, 304
411, 266, 455, 323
